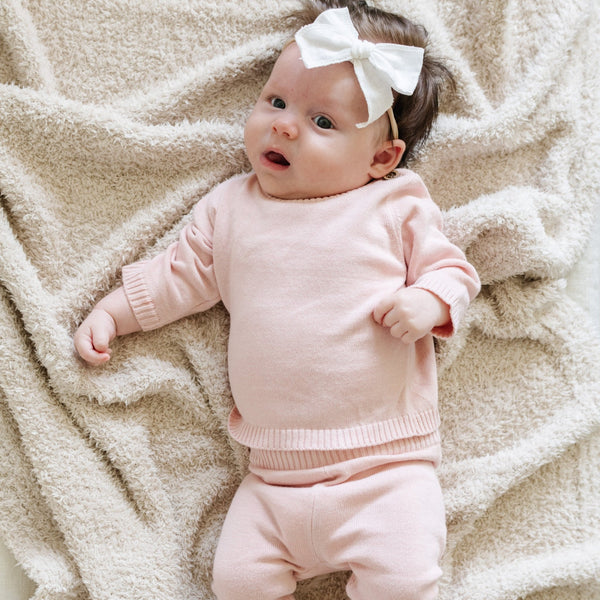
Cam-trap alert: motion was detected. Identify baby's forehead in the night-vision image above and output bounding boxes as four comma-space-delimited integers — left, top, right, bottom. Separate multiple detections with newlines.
266, 43, 366, 111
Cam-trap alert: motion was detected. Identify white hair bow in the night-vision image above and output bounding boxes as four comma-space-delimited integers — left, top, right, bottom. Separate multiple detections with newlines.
294, 7, 424, 128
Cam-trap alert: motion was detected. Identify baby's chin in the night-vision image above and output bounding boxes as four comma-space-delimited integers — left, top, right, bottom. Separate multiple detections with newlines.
251, 172, 306, 200
257, 182, 307, 200
256, 176, 358, 200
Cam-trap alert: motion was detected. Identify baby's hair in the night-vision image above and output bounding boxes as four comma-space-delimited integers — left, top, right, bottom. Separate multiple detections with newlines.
289, 0, 454, 166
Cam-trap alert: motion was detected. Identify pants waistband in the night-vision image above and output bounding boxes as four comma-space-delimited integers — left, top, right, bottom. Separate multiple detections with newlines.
249, 431, 441, 474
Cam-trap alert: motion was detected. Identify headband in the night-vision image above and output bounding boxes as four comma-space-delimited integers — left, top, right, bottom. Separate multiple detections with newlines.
294, 7, 424, 130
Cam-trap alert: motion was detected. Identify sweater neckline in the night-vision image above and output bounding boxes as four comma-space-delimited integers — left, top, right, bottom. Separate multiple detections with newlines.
257, 173, 394, 204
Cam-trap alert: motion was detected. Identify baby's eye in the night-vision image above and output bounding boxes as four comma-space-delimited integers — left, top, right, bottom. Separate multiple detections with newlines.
271, 97, 286, 109
313, 115, 333, 129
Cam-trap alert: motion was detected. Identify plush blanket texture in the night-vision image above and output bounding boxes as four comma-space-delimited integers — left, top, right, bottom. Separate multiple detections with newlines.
1, 1, 599, 599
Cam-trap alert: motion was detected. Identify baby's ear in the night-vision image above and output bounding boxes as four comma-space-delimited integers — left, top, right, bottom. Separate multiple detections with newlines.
368, 139, 405, 179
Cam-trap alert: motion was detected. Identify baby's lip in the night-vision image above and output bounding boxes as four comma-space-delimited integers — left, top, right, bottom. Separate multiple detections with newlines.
262, 149, 290, 168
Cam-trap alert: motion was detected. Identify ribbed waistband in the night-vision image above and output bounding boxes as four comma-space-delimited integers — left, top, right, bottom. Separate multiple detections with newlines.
249, 430, 441, 473
228, 407, 440, 451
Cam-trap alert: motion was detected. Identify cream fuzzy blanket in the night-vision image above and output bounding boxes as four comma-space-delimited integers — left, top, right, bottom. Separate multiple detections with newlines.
1, 1, 599, 599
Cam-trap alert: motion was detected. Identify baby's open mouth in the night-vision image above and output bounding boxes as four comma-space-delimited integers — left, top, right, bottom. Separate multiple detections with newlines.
264, 151, 290, 167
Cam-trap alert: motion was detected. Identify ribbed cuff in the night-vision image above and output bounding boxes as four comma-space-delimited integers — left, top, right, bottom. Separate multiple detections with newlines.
122, 262, 162, 331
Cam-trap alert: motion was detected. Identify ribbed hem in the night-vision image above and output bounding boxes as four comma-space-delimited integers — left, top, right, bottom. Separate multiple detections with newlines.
249, 431, 441, 471
122, 262, 162, 331
228, 407, 440, 451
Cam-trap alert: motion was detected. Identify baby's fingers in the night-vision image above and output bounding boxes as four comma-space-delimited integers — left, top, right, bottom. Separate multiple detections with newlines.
372, 296, 394, 325
90, 328, 111, 353
85, 347, 112, 365
75, 338, 111, 365
74, 326, 111, 365
390, 323, 422, 345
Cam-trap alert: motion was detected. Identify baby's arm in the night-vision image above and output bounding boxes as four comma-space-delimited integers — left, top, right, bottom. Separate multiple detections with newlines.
373, 287, 450, 344
373, 180, 480, 343
74, 287, 140, 365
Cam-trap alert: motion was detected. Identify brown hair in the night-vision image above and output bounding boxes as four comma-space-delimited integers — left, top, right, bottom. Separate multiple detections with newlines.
289, 0, 454, 166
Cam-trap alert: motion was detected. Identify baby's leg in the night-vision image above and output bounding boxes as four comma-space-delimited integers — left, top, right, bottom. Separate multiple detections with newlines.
211, 473, 304, 600
335, 461, 446, 600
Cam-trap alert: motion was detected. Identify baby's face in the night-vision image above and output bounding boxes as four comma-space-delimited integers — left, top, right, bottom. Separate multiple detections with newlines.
244, 43, 389, 200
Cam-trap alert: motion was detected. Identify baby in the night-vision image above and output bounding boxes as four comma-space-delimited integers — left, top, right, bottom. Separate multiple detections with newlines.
74, 1, 480, 599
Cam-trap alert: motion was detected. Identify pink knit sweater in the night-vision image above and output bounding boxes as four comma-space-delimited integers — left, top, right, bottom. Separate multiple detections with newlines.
122, 171, 480, 453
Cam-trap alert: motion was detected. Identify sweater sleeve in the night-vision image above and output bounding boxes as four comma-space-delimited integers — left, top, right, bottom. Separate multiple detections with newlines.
122, 194, 221, 331
389, 179, 480, 337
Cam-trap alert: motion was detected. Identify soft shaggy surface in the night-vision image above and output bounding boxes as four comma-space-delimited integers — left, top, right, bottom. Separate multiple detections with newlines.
1, 1, 599, 599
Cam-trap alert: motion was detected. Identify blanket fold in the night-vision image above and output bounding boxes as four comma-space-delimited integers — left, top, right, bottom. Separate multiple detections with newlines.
1, 1, 599, 599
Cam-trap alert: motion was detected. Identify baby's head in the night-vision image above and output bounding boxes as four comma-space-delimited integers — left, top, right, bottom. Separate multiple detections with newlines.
244, 0, 452, 200
295, 0, 453, 167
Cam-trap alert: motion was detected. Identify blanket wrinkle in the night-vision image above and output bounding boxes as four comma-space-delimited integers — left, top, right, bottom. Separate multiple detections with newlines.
443, 188, 590, 284
0, 84, 248, 171
112, 35, 286, 124
0, 0, 56, 92
1, 1, 599, 599
0, 287, 186, 599
439, 292, 600, 501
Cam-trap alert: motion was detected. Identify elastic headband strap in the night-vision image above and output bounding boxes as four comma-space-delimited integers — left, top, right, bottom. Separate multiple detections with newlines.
387, 107, 399, 140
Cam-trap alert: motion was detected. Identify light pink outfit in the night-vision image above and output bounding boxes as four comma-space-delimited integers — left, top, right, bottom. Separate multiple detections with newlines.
213, 460, 445, 600
121, 170, 480, 599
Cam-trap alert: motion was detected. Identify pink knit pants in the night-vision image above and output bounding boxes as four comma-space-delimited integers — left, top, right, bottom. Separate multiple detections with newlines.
212, 457, 446, 600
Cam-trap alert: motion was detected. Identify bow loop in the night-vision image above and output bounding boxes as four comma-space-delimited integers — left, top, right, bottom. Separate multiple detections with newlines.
295, 7, 424, 128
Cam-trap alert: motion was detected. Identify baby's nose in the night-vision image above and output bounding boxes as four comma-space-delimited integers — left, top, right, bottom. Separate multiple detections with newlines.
272, 116, 299, 139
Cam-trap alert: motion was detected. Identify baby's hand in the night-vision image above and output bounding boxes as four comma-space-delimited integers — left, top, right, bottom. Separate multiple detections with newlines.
74, 308, 117, 365
373, 287, 450, 344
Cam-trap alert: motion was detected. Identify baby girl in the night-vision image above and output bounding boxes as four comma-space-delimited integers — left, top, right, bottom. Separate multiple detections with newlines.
74, 1, 480, 598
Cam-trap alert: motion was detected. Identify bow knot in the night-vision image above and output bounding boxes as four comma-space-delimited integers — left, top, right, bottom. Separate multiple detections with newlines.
295, 7, 424, 128
351, 39, 375, 61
